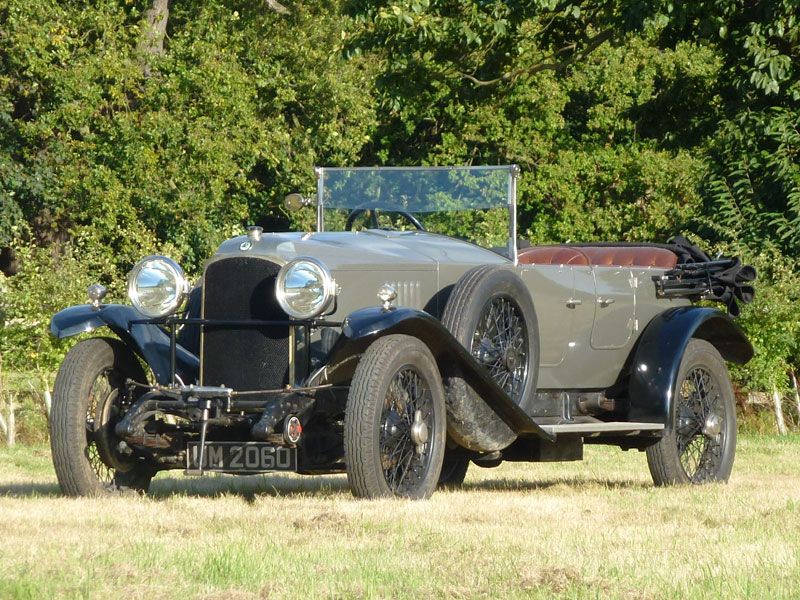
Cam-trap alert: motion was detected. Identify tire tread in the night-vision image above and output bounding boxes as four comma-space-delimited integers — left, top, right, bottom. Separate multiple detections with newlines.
646, 338, 736, 486
50, 337, 152, 496
345, 334, 445, 499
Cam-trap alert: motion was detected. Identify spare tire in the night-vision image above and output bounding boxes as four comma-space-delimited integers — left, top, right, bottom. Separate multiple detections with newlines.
441, 266, 539, 452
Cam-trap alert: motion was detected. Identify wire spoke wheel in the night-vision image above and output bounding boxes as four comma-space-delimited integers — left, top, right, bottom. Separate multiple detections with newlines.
84, 368, 126, 488
646, 339, 736, 486
51, 337, 155, 496
471, 296, 529, 402
379, 367, 435, 495
345, 335, 446, 499
675, 367, 724, 482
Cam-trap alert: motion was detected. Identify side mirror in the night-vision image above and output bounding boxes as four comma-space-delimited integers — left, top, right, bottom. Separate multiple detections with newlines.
284, 193, 312, 212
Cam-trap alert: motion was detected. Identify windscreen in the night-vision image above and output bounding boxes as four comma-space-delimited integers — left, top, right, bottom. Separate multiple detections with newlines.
318, 166, 516, 252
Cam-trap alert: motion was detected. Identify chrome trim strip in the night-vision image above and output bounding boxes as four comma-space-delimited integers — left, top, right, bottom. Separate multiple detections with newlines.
199, 283, 206, 386
315, 166, 324, 232
508, 164, 519, 266
288, 326, 296, 386
318, 165, 516, 172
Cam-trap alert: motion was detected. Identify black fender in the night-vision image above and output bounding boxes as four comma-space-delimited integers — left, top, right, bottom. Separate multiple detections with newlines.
628, 307, 752, 425
321, 306, 554, 441
50, 304, 199, 385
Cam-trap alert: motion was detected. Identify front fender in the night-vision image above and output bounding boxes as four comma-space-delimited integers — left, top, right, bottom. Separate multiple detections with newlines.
322, 307, 554, 441
50, 304, 199, 385
628, 307, 752, 425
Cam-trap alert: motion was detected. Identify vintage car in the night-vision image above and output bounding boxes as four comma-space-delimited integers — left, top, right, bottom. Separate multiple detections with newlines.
49, 165, 755, 498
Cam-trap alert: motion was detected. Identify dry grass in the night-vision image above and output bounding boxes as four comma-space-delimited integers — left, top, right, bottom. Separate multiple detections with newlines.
1, 435, 799, 599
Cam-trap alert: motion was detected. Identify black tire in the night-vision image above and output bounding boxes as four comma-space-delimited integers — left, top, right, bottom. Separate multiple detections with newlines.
646, 339, 737, 485
50, 337, 156, 496
437, 447, 470, 489
344, 334, 446, 499
441, 266, 540, 452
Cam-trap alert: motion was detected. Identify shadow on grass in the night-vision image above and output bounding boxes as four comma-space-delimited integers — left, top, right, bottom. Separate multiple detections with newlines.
461, 476, 651, 493
0, 482, 61, 497
0, 473, 351, 499
148, 472, 351, 499
0, 473, 648, 499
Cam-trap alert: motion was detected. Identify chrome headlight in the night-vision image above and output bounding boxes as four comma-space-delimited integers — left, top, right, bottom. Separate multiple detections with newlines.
127, 256, 189, 318
276, 258, 336, 319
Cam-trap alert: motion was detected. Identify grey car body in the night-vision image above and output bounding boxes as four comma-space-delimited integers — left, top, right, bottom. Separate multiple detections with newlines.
49, 165, 754, 498
215, 229, 679, 389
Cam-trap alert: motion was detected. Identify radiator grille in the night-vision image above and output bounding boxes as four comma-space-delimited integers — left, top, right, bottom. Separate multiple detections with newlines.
201, 257, 289, 393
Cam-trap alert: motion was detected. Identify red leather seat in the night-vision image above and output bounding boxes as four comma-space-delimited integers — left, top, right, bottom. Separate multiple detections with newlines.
518, 245, 678, 268
578, 246, 677, 268
518, 246, 589, 265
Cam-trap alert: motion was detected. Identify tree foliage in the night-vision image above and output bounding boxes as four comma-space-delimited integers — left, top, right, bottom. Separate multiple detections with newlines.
0, 0, 376, 273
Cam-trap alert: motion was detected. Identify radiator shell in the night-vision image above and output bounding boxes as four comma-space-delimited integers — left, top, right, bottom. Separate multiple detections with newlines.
201, 257, 289, 394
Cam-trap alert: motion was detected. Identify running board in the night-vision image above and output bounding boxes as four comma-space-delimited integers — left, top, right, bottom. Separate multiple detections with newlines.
538, 422, 665, 437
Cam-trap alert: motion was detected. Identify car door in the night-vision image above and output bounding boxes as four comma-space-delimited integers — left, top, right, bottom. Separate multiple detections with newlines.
590, 267, 636, 349
519, 265, 576, 367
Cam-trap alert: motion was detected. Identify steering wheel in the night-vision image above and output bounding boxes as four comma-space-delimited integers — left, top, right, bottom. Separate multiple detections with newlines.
344, 203, 426, 231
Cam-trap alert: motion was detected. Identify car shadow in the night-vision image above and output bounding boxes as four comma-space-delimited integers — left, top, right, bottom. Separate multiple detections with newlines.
460, 476, 651, 493
0, 475, 351, 500
147, 472, 352, 500
0, 474, 649, 499
0, 482, 62, 497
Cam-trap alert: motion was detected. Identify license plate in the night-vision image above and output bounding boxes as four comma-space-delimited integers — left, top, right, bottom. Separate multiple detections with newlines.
186, 442, 297, 473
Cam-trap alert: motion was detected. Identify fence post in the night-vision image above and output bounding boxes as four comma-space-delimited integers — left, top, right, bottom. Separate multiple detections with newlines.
773, 386, 788, 436
791, 370, 800, 423
7, 396, 15, 447
43, 388, 52, 417
31, 377, 52, 418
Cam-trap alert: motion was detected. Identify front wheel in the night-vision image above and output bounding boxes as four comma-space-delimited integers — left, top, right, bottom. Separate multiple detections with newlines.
50, 337, 156, 496
646, 339, 737, 485
344, 335, 446, 499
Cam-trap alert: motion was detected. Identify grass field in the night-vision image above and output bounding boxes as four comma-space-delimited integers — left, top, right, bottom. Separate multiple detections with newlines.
0, 435, 799, 599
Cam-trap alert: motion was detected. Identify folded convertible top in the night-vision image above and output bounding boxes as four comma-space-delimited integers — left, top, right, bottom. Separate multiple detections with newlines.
551, 237, 756, 317
649, 236, 756, 317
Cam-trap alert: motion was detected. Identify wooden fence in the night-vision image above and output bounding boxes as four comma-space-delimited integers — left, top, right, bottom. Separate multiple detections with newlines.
0, 367, 53, 447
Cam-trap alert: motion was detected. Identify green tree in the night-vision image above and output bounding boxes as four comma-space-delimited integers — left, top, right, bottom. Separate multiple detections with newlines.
658, 1, 800, 255
0, 0, 377, 273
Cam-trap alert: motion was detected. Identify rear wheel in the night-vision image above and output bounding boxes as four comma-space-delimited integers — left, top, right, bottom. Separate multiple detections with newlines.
442, 266, 539, 452
646, 339, 736, 485
345, 335, 446, 499
51, 337, 156, 496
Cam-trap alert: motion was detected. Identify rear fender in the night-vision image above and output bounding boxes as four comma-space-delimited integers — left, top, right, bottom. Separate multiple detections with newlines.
320, 307, 554, 441
50, 304, 199, 385
627, 307, 752, 425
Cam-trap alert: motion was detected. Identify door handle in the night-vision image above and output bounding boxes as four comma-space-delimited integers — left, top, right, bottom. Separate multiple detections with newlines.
597, 297, 615, 307
565, 298, 582, 308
